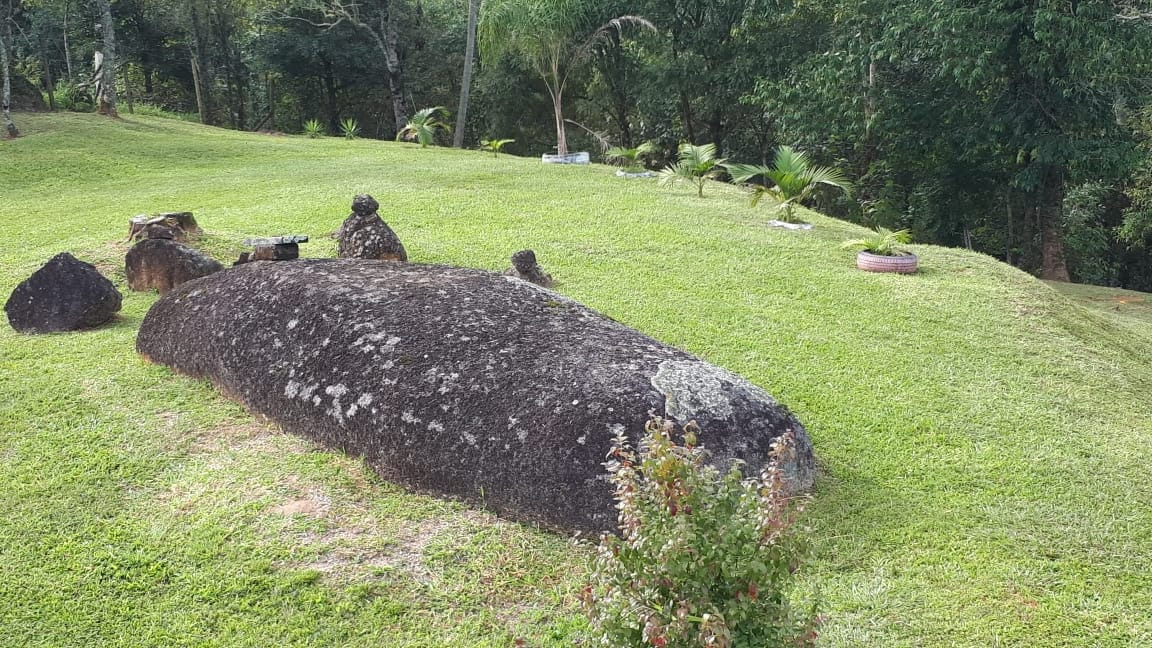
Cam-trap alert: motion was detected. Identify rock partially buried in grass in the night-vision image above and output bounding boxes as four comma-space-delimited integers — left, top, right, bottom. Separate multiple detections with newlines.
5, 252, 122, 334
504, 249, 553, 287
126, 239, 225, 294
136, 260, 815, 533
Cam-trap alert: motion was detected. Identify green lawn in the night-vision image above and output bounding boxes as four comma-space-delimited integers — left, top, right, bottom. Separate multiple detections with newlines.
2, 112, 1151, 647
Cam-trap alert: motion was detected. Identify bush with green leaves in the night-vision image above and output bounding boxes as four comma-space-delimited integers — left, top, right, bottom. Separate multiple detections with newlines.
583, 417, 818, 648
340, 117, 361, 140
840, 227, 913, 256
54, 82, 81, 111
303, 119, 325, 139
657, 143, 727, 197
481, 138, 515, 157
397, 106, 452, 148
728, 147, 852, 224
606, 141, 657, 173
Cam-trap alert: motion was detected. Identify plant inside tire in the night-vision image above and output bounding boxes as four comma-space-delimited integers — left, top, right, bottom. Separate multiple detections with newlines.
841, 227, 918, 274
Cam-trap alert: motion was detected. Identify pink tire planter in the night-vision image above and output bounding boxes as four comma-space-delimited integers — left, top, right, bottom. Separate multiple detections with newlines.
856, 251, 919, 274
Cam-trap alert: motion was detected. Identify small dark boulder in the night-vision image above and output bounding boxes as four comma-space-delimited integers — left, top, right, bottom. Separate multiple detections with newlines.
337, 194, 408, 261
505, 249, 554, 287
136, 260, 816, 533
125, 239, 224, 294
5, 253, 122, 334
10, 75, 47, 112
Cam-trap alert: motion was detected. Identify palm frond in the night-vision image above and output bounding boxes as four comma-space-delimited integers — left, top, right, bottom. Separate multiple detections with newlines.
726, 163, 774, 185
840, 227, 913, 255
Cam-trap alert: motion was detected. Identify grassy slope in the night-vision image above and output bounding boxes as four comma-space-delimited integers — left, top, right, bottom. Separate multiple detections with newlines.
1, 113, 1150, 647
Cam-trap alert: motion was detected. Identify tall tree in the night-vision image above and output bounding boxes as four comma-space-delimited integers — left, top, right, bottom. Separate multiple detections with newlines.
479, 0, 653, 156
291, 0, 409, 132
94, 0, 118, 117
1, 0, 16, 138
452, 0, 477, 148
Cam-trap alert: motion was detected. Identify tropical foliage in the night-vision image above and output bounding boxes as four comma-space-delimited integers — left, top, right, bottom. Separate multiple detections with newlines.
728, 147, 853, 223
479, 0, 654, 156
841, 227, 914, 256
657, 143, 727, 197
303, 119, 325, 139
339, 117, 360, 140
480, 138, 515, 157
6, 0, 1152, 287
397, 107, 452, 148
605, 141, 656, 171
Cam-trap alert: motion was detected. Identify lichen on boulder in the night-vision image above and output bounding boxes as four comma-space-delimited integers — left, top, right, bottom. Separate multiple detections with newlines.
136, 259, 815, 533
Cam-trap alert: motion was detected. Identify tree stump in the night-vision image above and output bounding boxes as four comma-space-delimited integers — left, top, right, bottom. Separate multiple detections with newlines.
126, 212, 201, 242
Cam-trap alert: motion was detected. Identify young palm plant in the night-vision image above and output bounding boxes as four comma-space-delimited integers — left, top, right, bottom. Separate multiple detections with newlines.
339, 117, 361, 140
728, 146, 853, 223
840, 227, 913, 256
657, 143, 727, 197
604, 141, 656, 172
397, 107, 452, 148
481, 138, 515, 157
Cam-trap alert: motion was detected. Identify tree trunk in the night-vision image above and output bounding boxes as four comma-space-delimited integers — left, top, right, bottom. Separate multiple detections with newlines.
63, 8, 74, 83
190, 53, 207, 124
551, 90, 568, 156
321, 57, 338, 133
95, 0, 119, 118
266, 73, 275, 130
124, 64, 134, 114
679, 92, 696, 144
453, 0, 478, 148
1, 27, 17, 138
41, 47, 57, 111
380, 9, 408, 133
1038, 166, 1071, 281
188, 4, 214, 126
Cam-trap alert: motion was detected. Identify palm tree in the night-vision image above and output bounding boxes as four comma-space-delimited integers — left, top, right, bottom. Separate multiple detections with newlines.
657, 143, 727, 197
605, 141, 656, 170
728, 146, 853, 223
479, 0, 654, 157
397, 107, 452, 148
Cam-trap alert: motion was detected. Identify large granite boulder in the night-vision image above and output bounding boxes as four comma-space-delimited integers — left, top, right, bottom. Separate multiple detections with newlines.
136, 260, 815, 533
125, 239, 224, 294
336, 194, 408, 261
5, 253, 122, 334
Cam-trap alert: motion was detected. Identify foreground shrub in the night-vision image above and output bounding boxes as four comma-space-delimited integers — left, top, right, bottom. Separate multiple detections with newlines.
583, 417, 818, 648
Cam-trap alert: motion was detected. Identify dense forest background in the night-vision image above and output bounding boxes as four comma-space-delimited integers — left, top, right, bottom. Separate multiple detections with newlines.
4, 0, 1152, 290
